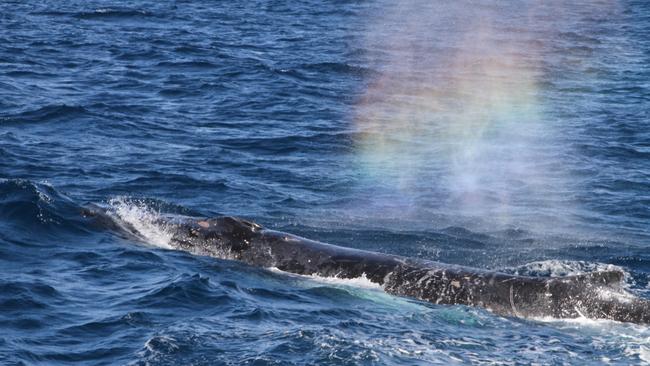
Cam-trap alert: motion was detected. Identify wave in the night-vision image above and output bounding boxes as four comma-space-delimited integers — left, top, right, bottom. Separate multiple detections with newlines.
126, 273, 233, 309
270, 62, 377, 85
156, 61, 218, 69
91, 173, 229, 196
299, 62, 377, 77
217, 131, 355, 155
0, 179, 91, 236
0, 280, 62, 315
74, 9, 155, 20
0, 181, 197, 250
0, 105, 89, 125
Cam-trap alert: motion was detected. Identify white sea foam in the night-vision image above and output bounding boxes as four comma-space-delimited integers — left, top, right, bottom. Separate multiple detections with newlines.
267, 267, 383, 290
533, 315, 650, 363
107, 197, 174, 249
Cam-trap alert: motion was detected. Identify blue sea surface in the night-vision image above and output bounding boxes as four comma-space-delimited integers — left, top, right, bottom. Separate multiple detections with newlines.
2, 1, 650, 364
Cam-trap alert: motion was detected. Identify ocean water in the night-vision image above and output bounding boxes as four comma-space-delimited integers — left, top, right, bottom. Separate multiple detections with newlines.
1, 0, 650, 364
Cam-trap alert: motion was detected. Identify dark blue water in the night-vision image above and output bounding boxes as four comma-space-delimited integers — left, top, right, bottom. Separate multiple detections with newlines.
2, 1, 650, 364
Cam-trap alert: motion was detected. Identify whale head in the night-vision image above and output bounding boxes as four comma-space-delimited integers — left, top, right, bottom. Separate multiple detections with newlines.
170, 216, 263, 259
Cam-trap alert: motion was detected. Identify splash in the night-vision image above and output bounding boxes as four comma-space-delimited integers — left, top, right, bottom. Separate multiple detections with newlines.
108, 197, 174, 249
351, 1, 573, 230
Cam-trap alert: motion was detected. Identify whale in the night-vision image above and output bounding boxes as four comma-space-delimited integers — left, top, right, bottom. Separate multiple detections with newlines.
86, 209, 650, 324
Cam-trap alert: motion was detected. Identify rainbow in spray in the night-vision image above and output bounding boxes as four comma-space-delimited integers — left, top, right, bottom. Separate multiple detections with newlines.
352, 1, 573, 230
